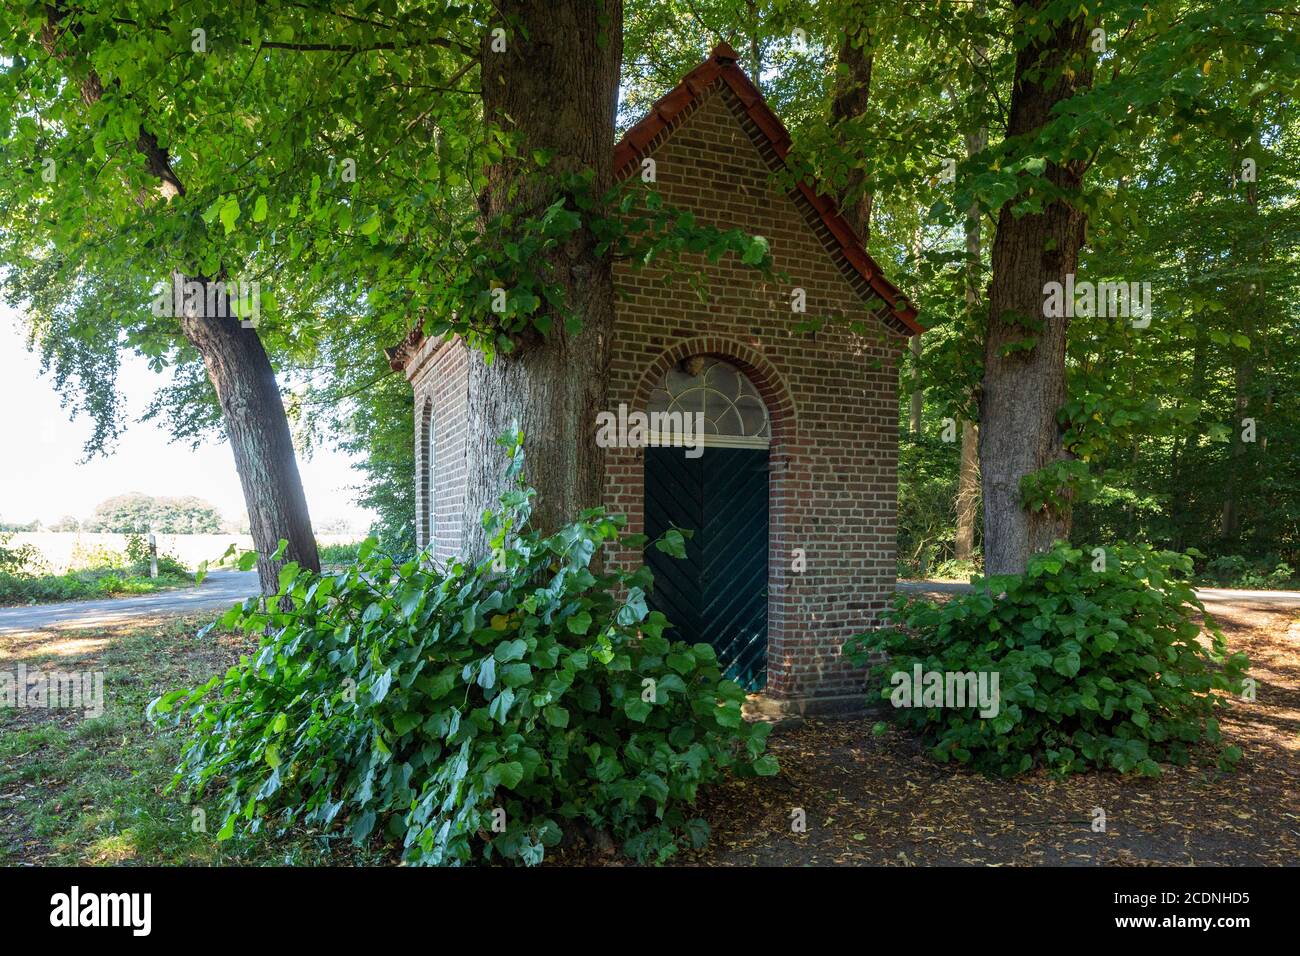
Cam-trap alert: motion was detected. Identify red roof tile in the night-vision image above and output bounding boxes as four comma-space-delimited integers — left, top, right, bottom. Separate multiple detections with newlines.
614, 42, 921, 334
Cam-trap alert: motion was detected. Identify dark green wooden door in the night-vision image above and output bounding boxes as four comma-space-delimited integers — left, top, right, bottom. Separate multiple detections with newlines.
644, 445, 768, 690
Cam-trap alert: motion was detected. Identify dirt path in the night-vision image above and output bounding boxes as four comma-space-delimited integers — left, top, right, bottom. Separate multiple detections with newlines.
671, 599, 1300, 866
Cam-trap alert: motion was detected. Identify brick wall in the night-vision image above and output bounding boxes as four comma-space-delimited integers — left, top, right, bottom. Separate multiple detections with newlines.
605, 81, 905, 703
408, 336, 469, 565
405, 78, 906, 704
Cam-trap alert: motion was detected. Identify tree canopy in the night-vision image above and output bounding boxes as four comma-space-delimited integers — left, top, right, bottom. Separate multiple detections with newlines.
1, 0, 1296, 572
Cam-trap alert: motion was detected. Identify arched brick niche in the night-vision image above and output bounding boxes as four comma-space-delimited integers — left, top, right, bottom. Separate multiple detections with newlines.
416, 396, 433, 550
605, 335, 814, 699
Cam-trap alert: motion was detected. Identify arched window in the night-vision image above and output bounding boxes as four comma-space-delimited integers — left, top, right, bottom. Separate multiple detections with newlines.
426, 409, 437, 548
647, 357, 770, 447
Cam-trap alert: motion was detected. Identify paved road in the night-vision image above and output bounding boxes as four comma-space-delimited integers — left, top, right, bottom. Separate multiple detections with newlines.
0, 570, 260, 635
898, 580, 1300, 607
1, 572, 1296, 636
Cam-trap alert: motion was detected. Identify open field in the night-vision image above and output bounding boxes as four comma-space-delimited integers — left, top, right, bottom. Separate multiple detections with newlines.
6, 532, 361, 573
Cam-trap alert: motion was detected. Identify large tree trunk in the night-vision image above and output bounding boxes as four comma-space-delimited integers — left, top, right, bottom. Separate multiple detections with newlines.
463, 0, 622, 557
829, 21, 874, 244
979, 2, 1091, 575
955, 422, 980, 560
907, 227, 923, 432
745, 0, 762, 81
178, 284, 320, 594
43, 6, 319, 595
908, 335, 923, 433
1220, 344, 1252, 542
1169, 328, 1206, 550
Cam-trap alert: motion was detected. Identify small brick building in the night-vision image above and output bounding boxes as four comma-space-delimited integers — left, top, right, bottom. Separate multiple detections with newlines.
390, 44, 920, 712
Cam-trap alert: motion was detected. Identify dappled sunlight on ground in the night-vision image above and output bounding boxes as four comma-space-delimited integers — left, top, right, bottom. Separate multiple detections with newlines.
3, 601, 1297, 867
656, 605, 1300, 866
9, 636, 111, 660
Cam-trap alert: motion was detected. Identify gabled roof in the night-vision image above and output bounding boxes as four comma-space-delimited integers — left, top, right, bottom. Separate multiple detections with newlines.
389, 41, 920, 371
614, 42, 921, 335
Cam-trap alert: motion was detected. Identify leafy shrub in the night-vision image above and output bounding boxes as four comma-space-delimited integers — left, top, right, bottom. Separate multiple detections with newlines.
0, 532, 44, 574
1199, 553, 1297, 590
896, 432, 961, 576
122, 533, 192, 578
317, 541, 363, 566
67, 540, 129, 572
845, 542, 1249, 777
151, 435, 774, 865
930, 556, 981, 581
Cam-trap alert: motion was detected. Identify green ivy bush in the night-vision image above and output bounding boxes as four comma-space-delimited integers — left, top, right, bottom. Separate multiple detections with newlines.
845, 543, 1249, 777
1198, 553, 1297, 590
151, 435, 775, 865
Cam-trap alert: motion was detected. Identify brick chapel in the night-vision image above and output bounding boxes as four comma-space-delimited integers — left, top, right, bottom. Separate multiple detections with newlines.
388, 43, 921, 712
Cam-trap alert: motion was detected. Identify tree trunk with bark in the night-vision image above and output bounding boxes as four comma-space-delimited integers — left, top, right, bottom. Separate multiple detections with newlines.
979, 2, 1092, 575
463, 0, 622, 557
955, 125, 986, 562
1221, 351, 1252, 542
955, 421, 980, 560
829, 22, 874, 244
909, 335, 923, 433
745, 0, 762, 82
1220, 132, 1262, 544
42, 5, 320, 594
1169, 324, 1206, 551
178, 285, 320, 593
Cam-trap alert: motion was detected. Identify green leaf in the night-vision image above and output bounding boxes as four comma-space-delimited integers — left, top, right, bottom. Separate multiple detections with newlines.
485, 761, 524, 790
624, 698, 653, 722
216, 815, 236, 841
494, 638, 527, 662
219, 197, 241, 235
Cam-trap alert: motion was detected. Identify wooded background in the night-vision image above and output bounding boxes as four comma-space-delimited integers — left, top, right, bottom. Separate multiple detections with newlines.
1, 0, 1295, 591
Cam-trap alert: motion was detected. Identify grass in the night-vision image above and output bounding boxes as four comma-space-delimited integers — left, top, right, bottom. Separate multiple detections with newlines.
0, 566, 194, 607
4, 602, 1293, 867
0, 534, 196, 607
0, 614, 387, 866
318, 540, 364, 568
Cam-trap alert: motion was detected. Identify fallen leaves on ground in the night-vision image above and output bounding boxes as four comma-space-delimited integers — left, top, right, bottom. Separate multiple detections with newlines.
669, 601, 1300, 866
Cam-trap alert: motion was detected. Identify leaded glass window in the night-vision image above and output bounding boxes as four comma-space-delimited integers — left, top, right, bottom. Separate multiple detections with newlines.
647, 358, 770, 446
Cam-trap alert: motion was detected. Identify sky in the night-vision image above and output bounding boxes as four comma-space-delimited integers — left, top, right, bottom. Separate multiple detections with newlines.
0, 303, 376, 532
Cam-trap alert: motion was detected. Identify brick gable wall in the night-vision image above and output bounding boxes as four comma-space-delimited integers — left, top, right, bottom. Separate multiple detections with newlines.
606, 82, 904, 703
404, 79, 905, 706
